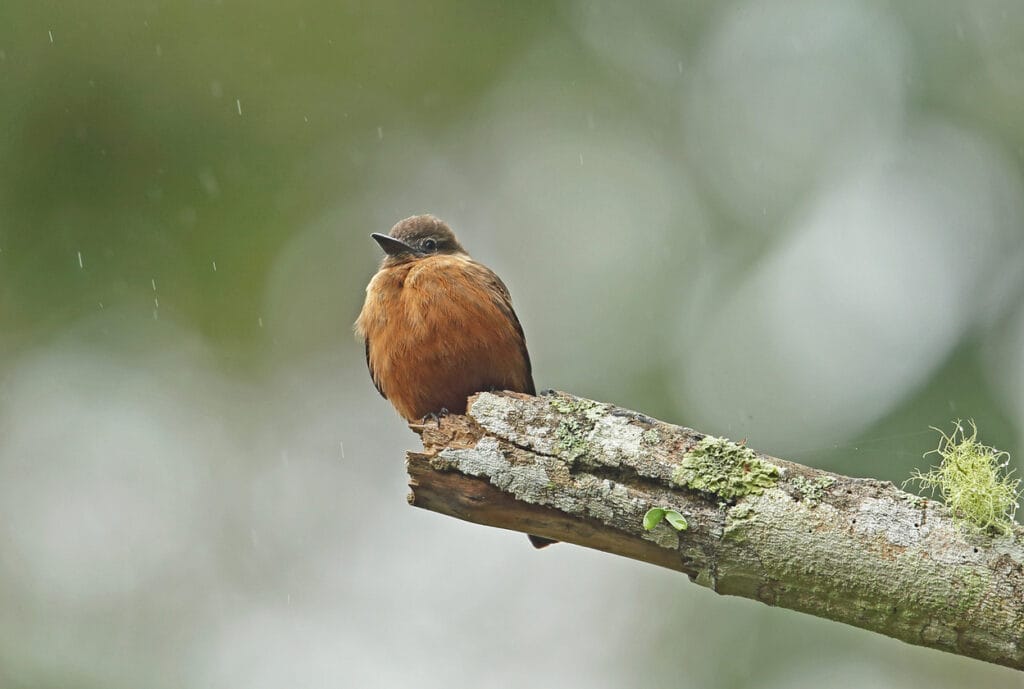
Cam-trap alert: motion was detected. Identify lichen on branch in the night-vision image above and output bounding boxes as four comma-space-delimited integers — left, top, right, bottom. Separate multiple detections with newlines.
407, 391, 1024, 672
671, 435, 780, 500
905, 420, 1021, 535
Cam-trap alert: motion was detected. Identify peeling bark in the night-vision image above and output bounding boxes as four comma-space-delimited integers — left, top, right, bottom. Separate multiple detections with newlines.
406, 391, 1024, 670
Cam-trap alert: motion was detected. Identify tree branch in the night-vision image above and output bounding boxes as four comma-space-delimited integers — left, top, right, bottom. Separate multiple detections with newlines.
406, 391, 1024, 671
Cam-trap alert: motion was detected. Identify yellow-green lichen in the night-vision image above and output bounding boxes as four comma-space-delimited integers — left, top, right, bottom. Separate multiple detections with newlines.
791, 475, 836, 506
672, 436, 779, 500
905, 421, 1021, 535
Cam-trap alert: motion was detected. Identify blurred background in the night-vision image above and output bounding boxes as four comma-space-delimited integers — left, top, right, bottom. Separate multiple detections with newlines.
2, 1, 1023, 687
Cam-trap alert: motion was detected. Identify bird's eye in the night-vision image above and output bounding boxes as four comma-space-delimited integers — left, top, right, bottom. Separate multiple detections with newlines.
422, 238, 438, 252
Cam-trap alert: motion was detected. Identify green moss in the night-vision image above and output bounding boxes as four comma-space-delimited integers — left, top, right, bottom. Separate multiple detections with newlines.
791, 475, 835, 506
905, 421, 1021, 535
641, 428, 661, 446
672, 436, 780, 500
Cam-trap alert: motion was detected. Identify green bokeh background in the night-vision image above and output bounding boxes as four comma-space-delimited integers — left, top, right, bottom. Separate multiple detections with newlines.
2, 2, 1024, 687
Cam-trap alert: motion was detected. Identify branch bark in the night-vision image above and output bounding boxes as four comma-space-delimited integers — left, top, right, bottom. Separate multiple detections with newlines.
406, 391, 1024, 671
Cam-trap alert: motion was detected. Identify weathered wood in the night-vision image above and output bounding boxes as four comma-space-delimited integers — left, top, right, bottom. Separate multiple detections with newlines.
406, 391, 1024, 670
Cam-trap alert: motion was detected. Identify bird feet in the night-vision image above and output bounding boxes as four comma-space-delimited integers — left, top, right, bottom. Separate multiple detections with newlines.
422, 408, 450, 426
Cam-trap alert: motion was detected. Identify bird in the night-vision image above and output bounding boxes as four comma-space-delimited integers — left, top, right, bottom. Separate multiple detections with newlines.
355, 214, 535, 421
355, 214, 554, 548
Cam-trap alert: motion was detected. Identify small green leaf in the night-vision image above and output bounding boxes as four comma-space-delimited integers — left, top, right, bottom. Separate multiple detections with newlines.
664, 510, 688, 531
643, 508, 666, 530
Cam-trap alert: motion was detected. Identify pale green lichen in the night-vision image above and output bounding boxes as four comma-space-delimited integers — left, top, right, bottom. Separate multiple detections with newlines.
550, 397, 608, 461
548, 396, 605, 420
905, 421, 1021, 535
548, 397, 581, 415
641, 428, 661, 446
729, 503, 755, 520
555, 417, 588, 461
722, 503, 758, 543
672, 436, 780, 500
791, 475, 836, 506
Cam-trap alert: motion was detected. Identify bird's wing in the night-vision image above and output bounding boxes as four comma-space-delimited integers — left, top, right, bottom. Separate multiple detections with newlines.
365, 337, 387, 399
485, 269, 536, 396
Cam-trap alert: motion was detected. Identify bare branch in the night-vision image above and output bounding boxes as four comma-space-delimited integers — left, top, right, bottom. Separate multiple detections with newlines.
406, 391, 1024, 671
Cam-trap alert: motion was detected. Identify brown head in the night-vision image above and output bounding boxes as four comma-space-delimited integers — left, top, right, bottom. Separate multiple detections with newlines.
371, 214, 467, 268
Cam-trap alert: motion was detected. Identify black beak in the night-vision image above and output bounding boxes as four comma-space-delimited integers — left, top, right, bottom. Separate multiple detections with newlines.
371, 232, 415, 257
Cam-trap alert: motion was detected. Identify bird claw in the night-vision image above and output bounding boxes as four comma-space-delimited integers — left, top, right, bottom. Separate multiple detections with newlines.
422, 408, 450, 426
539, 388, 557, 397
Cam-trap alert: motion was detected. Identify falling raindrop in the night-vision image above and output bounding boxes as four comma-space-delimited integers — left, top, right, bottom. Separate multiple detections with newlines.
198, 169, 220, 198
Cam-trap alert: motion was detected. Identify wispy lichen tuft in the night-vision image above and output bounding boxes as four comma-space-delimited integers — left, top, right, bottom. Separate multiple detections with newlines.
905, 421, 1021, 535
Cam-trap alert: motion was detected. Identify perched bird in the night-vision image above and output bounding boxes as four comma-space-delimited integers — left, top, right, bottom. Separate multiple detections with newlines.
356, 214, 554, 548
355, 214, 535, 421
